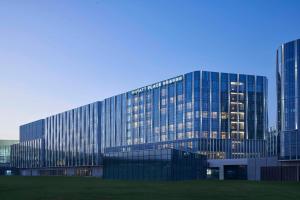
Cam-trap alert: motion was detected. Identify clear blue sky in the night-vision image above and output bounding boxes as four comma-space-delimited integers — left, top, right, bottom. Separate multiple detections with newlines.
1, 0, 300, 139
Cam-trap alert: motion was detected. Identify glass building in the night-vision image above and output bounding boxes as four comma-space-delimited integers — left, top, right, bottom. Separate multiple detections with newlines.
102, 71, 268, 159
11, 70, 268, 175
277, 39, 300, 160
0, 140, 18, 175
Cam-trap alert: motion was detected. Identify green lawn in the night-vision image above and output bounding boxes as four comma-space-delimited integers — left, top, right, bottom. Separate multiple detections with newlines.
0, 176, 299, 200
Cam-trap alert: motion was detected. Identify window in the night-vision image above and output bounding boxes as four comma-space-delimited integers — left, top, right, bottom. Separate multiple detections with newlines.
186, 122, 192, 129
161, 134, 167, 141
169, 97, 174, 104
177, 104, 183, 111
186, 112, 192, 119
203, 131, 208, 138
221, 132, 227, 139
177, 94, 183, 101
134, 97, 138, 103
147, 103, 151, 109
221, 112, 228, 119
195, 111, 200, 118
161, 88, 167, 96
186, 131, 193, 138
139, 121, 144, 127
161, 125, 166, 133
177, 123, 183, 130
202, 111, 208, 118
147, 120, 151, 126
211, 112, 218, 119
186, 102, 192, 109
169, 124, 174, 131
177, 132, 184, 139
211, 131, 217, 139
161, 98, 167, 106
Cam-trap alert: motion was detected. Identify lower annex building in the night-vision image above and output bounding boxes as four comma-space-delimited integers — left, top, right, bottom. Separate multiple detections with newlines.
11, 70, 268, 179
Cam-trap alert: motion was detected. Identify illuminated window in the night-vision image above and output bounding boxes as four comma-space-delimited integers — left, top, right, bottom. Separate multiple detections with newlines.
221, 132, 227, 139
161, 134, 167, 141
169, 97, 174, 104
186, 112, 192, 119
202, 131, 208, 138
169, 124, 174, 131
211, 131, 217, 139
202, 111, 208, 118
161, 99, 167, 106
239, 113, 244, 120
134, 97, 138, 103
161, 125, 166, 133
221, 112, 228, 119
154, 127, 160, 134
147, 120, 151, 126
177, 132, 184, 139
211, 112, 218, 119
186, 122, 192, 129
186, 131, 193, 138
177, 123, 183, 130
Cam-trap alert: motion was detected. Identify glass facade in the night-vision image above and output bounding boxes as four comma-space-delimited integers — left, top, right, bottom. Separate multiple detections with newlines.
19, 119, 44, 142
103, 149, 207, 180
12, 102, 102, 168
277, 39, 300, 160
0, 140, 18, 175
102, 71, 268, 159
0, 140, 18, 166
11, 70, 268, 170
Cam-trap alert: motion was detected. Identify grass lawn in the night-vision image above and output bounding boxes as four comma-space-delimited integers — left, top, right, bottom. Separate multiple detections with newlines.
0, 176, 299, 200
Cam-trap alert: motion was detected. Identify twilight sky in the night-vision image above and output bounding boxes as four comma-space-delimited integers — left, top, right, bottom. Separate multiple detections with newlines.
1, 0, 300, 140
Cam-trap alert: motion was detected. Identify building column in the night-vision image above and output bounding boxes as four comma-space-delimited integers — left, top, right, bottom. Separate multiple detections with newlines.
219, 165, 224, 180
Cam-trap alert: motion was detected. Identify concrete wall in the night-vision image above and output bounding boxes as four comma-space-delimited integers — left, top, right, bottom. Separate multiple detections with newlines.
247, 157, 278, 181
208, 157, 279, 181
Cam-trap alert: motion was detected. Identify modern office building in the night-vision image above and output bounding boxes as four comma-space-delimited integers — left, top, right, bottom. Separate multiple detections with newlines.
0, 140, 18, 175
11, 70, 268, 178
277, 39, 300, 160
